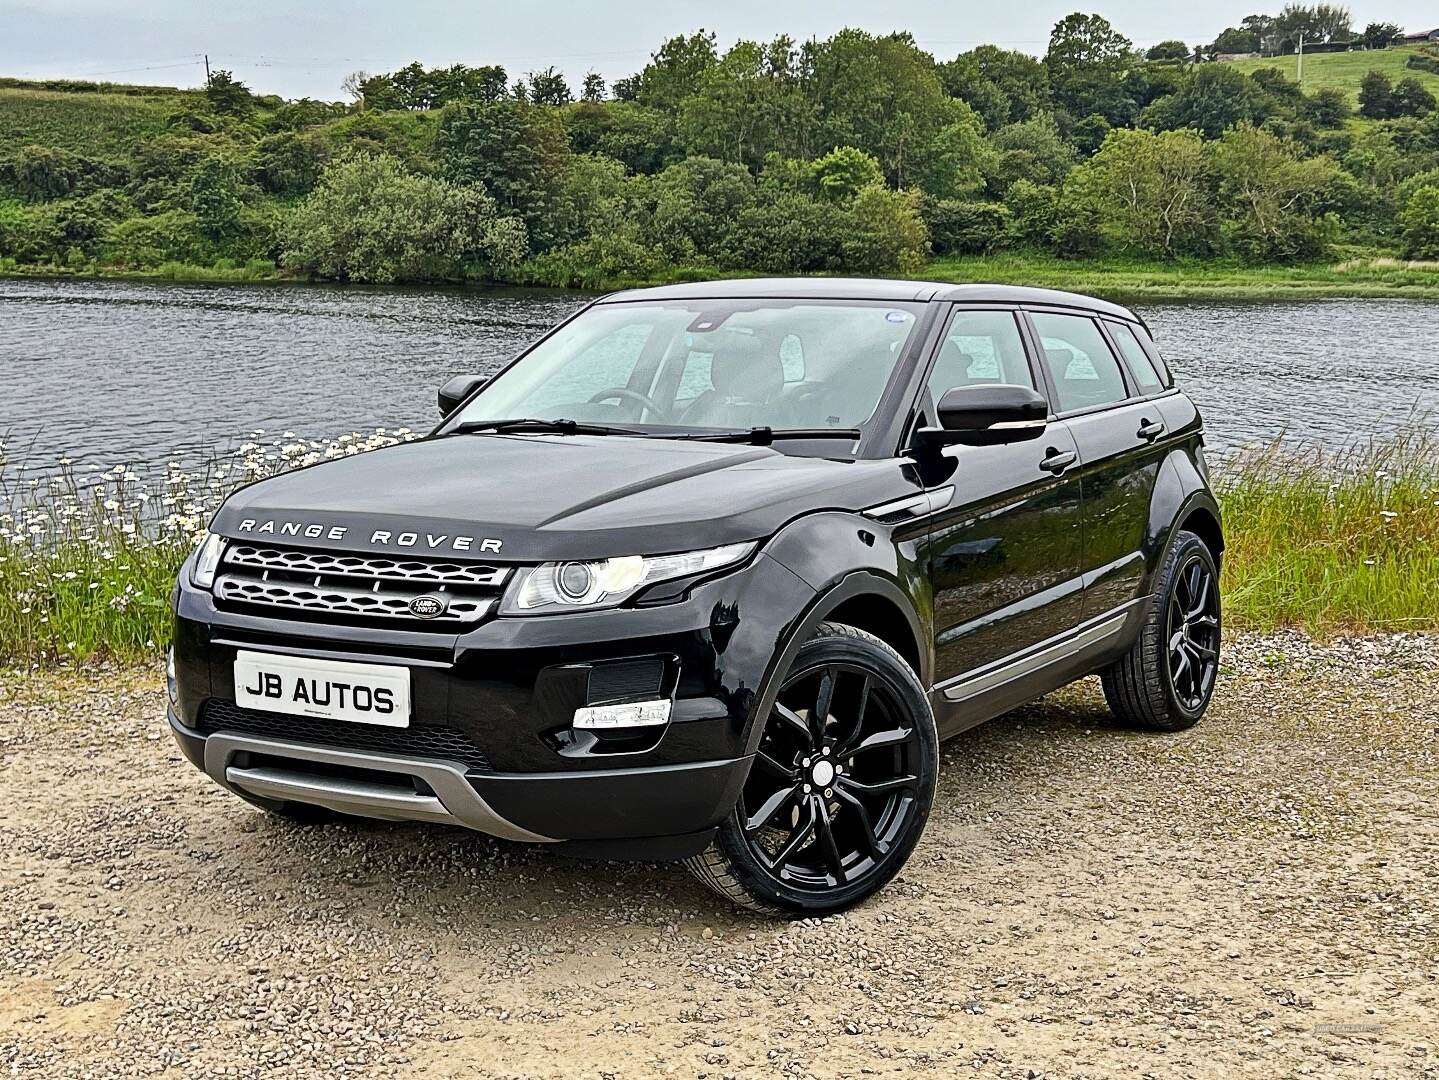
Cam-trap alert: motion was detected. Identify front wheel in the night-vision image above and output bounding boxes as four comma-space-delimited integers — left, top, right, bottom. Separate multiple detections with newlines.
1101, 529, 1221, 732
686, 622, 938, 916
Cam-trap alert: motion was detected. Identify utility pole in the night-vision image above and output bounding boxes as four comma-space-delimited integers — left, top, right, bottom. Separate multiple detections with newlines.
1296, 31, 1304, 88
203, 53, 211, 84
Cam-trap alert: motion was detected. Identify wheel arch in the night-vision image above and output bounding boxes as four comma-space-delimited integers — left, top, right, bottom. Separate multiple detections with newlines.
741, 570, 930, 756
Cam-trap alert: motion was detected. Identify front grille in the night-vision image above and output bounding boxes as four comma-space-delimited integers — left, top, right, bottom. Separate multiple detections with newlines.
198, 699, 493, 771
214, 542, 511, 629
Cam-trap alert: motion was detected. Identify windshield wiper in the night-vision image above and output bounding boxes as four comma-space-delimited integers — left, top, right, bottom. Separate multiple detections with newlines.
658, 427, 863, 446
450, 418, 645, 437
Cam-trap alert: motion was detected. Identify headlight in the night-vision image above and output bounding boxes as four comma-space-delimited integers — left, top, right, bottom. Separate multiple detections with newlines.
189, 531, 226, 590
500, 541, 756, 614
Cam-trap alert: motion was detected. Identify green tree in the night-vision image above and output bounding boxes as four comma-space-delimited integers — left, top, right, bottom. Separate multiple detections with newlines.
1045, 12, 1136, 125
437, 100, 571, 249
1062, 126, 1212, 257
255, 130, 330, 195
1142, 65, 1264, 138
923, 198, 1012, 254
1002, 178, 1061, 245
842, 184, 929, 273
1210, 27, 1260, 55
645, 156, 755, 260
1393, 78, 1437, 118
581, 72, 606, 102
1303, 87, 1351, 127
1211, 123, 1339, 261
564, 100, 676, 174
527, 67, 572, 106
1400, 185, 1439, 257
986, 112, 1076, 191
678, 37, 815, 168
1360, 22, 1402, 49
631, 31, 719, 111
809, 29, 955, 188
283, 152, 526, 283
810, 146, 885, 200
1146, 40, 1191, 62
939, 46, 1051, 130
719, 190, 848, 272
1358, 71, 1396, 119
204, 70, 253, 117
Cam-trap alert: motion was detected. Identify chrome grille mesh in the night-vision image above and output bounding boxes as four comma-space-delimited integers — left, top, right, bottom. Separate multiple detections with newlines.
214, 542, 509, 627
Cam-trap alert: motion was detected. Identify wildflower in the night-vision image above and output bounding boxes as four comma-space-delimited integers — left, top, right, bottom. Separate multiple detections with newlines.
1379, 510, 1398, 519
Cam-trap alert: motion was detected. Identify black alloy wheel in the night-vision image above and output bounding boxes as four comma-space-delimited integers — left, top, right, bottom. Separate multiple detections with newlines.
1166, 552, 1220, 712
1101, 529, 1222, 731
686, 622, 938, 915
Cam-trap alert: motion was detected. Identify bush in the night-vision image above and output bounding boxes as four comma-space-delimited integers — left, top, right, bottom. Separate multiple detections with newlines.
1400, 185, 1439, 259
842, 184, 929, 274
282, 152, 527, 283
102, 209, 210, 267
924, 198, 1012, 255
1002, 179, 1061, 246
718, 190, 849, 273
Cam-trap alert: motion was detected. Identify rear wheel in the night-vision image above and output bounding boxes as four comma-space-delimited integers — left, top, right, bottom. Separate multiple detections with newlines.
686, 622, 938, 916
1101, 529, 1221, 732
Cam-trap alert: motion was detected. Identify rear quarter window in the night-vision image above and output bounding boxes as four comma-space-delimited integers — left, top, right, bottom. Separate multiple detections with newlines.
1107, 321, 1166, 395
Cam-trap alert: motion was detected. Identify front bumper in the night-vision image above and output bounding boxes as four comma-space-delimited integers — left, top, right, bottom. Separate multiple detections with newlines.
168, 709, 747, 855
169, 551, 814, 853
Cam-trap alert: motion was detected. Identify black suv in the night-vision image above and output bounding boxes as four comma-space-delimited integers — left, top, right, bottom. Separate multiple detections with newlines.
168, 278, 1222, 915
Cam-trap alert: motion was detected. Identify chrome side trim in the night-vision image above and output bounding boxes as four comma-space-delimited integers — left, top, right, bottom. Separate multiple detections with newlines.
937, 605, 1135, 702
202, 732, 558, 843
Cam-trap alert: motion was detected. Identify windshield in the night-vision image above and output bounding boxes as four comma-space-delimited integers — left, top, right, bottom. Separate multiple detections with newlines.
451, 300, 925, 439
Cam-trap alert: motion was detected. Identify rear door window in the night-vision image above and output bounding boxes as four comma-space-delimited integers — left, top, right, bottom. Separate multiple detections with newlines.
1030, 312, 1130, 413
1106, 321, 1165, 395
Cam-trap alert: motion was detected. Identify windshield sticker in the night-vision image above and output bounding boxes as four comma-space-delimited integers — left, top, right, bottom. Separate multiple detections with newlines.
886, 311, 910, 323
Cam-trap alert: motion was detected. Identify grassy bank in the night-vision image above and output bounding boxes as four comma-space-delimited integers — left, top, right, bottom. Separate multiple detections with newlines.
3, 433, 1436, 666
926, 254, 1439, 301
7, 253, 1439, 301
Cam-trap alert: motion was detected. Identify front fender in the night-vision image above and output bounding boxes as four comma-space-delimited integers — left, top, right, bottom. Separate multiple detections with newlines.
741, 512, 932, 755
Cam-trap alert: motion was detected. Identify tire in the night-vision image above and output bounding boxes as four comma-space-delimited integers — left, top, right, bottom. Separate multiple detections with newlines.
1101, 529, 1221, 732
686, 621, 939, 916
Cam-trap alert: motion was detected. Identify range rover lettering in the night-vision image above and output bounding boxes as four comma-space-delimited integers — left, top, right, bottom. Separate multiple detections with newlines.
168, 278, 1223, 916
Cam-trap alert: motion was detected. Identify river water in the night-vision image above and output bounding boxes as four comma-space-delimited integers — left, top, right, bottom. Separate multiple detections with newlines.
2, 277, 1436, 476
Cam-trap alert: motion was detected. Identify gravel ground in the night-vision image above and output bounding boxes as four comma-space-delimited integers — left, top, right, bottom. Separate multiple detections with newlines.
2, 631, 1437, 1079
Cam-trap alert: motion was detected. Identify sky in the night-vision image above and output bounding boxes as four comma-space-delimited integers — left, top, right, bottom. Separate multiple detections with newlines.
3, 0, 1437, 101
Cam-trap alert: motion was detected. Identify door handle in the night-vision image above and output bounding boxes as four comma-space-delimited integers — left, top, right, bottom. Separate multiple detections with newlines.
1137, 418, 1166, 442
1039, 448, 1077, 475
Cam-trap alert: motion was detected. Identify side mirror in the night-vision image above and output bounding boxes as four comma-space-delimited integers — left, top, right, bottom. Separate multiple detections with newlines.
918, 384, 1049, 447
438, 374, 487, 418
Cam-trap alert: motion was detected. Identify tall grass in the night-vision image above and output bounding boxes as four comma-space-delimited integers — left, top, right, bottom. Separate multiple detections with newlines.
2, 432, 1436, 666
0, 430, 417, 665
1216, 435, 1439, 632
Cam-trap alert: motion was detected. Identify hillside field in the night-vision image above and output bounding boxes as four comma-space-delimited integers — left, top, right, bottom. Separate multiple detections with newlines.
1222, 43, 1439, 102
0, 85, 180, 156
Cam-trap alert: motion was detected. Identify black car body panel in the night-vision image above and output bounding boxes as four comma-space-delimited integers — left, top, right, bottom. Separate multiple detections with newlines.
170, 278, 1220, 861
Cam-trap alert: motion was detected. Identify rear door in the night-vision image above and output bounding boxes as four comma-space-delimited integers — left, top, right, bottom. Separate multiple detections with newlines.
920, 306, 1085, 686
1026, 310, 1175, 616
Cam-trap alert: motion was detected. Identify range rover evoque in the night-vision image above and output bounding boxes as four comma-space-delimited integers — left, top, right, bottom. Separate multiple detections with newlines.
168, 278, 1223, 915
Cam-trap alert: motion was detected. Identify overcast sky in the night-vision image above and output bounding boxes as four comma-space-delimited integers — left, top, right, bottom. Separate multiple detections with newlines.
4, 1, 1436, 101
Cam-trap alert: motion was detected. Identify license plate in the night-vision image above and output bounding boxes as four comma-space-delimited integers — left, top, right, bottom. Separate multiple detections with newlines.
233, 650, 411, 728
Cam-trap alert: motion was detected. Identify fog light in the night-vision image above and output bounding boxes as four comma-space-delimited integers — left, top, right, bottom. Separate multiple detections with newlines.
166, 646, 179, 706
572, 699, 672, 730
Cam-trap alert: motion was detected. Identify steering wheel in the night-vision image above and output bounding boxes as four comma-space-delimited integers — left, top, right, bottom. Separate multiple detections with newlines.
588, 387, 670, 422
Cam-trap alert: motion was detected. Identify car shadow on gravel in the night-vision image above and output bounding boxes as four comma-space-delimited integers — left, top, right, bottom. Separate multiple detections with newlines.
220, 684, 1122, 923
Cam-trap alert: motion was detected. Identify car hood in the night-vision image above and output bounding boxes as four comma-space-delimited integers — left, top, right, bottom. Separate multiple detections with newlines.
211, 433, 909, 562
